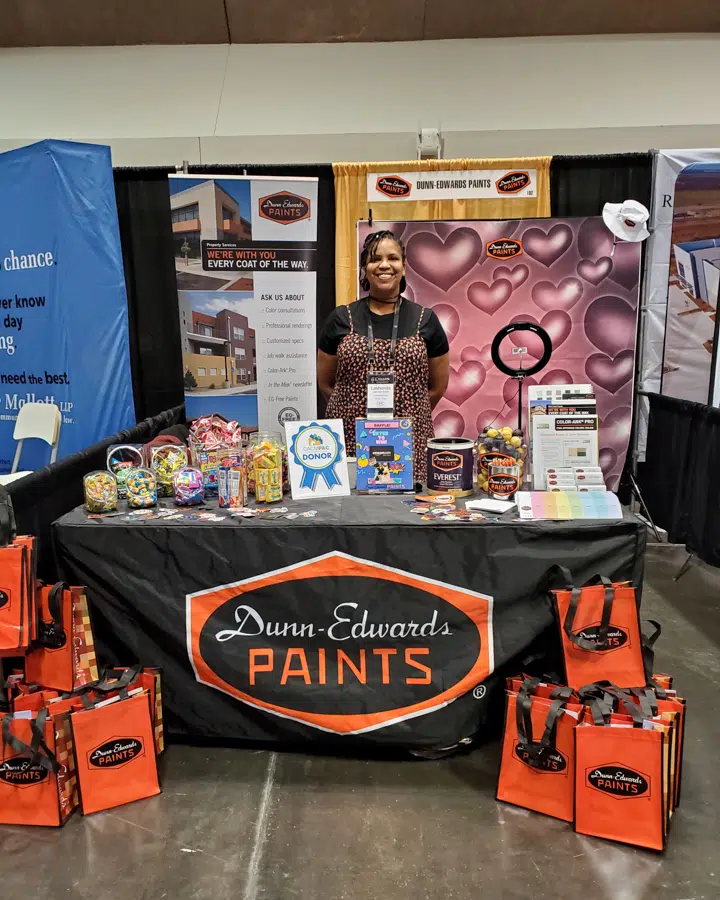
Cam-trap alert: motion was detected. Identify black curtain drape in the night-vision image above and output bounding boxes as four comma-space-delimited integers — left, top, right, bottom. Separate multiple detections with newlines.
637, 392, 720, 567
550, 153, 654, 217
549, 153, 654, 501
114, 164, 335, 421
114, 169, 185, 421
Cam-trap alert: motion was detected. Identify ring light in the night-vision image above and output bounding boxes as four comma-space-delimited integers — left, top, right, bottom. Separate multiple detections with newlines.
490, 322, 553, 432
490, 322, 553, 378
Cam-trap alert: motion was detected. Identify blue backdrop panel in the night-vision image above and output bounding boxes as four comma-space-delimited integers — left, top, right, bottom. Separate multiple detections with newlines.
0, 140, 134, 472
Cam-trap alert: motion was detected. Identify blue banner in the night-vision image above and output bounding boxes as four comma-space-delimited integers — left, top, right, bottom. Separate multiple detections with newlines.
0, 140, 134, 472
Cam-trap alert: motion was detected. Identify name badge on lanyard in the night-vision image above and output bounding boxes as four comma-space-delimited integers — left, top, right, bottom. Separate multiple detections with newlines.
366, 298, 401, 419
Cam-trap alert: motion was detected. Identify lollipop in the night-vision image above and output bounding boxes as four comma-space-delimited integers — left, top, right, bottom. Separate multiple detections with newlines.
126, 467, 157, 509
173, 466, 205, 507
150, 445, 189, 497
84, 471, 118, 513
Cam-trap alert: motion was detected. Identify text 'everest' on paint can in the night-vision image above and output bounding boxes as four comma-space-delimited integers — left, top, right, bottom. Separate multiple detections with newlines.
488, 462, 520, 500
426, 438, 475, 497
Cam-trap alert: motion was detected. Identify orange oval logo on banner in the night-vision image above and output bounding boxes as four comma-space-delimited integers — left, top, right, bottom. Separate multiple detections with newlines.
376, 176, 412, 198
187, 551, 493, 734
486, 239, 523, 259
259, 192, 311, 224
496, 171, 531, 194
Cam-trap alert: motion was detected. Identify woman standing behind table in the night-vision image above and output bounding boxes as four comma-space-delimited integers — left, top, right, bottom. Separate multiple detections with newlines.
317, 230, 450, 483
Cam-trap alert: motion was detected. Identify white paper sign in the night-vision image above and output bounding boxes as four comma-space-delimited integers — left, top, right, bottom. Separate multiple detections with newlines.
284, 419, 350, 500
367, 169, 537, 202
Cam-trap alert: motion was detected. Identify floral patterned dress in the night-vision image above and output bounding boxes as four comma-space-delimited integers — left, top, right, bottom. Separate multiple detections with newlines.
326, 301, 434, 483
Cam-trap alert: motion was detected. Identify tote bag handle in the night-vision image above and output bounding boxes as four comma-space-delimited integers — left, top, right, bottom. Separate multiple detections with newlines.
544, 565, 616, 652
515, 681, 574, 769
1, 709, 61, 774
36, 583, 69, 650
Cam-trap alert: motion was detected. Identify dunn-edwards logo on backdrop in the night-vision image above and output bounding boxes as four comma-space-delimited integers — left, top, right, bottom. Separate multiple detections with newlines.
495, 172, 531, 194
375, 176, 412, 199
259, 192, 311, 225
187, 551, 494, 734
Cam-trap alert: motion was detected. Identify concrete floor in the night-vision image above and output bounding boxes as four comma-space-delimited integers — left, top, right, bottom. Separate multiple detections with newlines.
2, 543, 719, 900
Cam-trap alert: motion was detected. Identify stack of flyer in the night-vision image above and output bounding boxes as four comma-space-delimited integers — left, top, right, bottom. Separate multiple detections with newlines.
545, 466, 606, 492
529, 384, 599, 490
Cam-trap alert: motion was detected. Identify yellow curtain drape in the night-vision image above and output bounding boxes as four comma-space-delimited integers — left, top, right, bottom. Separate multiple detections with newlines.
332, 157, 551, 307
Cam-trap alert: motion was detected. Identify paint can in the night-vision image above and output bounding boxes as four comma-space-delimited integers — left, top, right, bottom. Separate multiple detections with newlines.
488, 462, 520, 500
426, 437, 475, 497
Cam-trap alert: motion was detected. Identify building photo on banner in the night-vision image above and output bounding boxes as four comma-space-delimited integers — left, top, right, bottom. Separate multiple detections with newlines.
358, 217, 641, 490
660, 163, 720, 404
170, 174, 319, 433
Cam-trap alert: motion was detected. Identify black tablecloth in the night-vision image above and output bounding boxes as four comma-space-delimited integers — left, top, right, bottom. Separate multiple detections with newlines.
52, 496, 646, 749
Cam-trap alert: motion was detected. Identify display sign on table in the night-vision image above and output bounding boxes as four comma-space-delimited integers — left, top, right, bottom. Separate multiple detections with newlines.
355, 418, 414, 492
0, 140, 134, 472
285, 419, 350, 500
169, 174, 318, 434
359, 218, 642, 490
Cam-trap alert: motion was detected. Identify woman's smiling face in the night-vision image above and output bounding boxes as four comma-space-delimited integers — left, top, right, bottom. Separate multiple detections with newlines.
366, 237, 405, 299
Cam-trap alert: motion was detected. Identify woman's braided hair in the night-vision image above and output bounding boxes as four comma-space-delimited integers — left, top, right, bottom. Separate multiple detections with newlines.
359, 230, 407, 294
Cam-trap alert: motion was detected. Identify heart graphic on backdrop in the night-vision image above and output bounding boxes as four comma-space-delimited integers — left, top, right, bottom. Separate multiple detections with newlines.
403, 283, 416, 304
503, 375, 538, 405
522, 224, 573, 267
608, 241, 640, 291
577, 257, 613, 286
585, 350, 634, 394
481, 221, 519, 243
460, 345, 484, 363
540, 368, 574, 385
601, 406, 632, 447
406, 228, 483, 291
531, 277, 583, 312
493, 264, 529, 289
467, 278, 513, 315
476, 411, 501, 434
599, 447, 618, 474
432, 303, 460, 342
577, 218, 614, 260
509, 310, 572, 352
584, 296, 636, 356
445, 361, 487, 406
434, 222, 455, 240
435, 409, 466, 437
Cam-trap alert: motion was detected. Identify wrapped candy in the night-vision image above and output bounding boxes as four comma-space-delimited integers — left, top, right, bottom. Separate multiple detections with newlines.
476, 425, 527, 493
253, 436, 283, 503
150, 444, 189, 497
126, 467, 157, 509
106, 444, 144, 500
84, 471, 118, 513
246, 432, 289, 495
173, 466, 205, 507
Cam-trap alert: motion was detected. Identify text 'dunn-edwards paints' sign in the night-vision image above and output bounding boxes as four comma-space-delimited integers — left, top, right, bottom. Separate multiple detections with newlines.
367, 170, 537, 203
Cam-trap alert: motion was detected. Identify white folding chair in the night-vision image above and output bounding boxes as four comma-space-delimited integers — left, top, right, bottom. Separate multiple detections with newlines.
0, 403, 61, 485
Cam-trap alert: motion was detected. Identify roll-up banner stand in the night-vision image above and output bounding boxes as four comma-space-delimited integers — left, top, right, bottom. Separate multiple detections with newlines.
169, 175, 319, 434
0, 140, 134, 472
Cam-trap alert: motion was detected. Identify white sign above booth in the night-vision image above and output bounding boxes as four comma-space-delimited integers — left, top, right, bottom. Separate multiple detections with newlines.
366, 170, 537, 203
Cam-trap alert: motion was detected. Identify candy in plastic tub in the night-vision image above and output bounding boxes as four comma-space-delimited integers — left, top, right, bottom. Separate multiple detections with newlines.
253, 436, 283, 503
126, 467, 157, 509
106, 444, 144, 500
150, 444, 189, 497
84, 471, 118, 513
173, 466, 205, 507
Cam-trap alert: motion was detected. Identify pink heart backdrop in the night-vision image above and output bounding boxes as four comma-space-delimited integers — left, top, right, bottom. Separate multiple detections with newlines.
359, 218, 641, 490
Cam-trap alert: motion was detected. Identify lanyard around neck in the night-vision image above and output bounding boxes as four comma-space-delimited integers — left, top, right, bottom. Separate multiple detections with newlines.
367, 297, 402, 372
